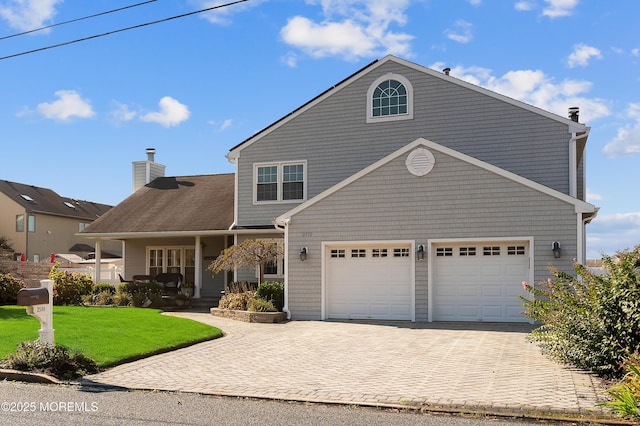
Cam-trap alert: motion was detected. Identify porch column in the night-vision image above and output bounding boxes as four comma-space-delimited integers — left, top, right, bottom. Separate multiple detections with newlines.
93, 240, 102, 284
194, 236, 202, 298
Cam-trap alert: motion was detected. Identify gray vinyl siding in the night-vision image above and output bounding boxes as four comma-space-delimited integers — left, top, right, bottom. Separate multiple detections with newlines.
286, 150, 579, 321
236, 60, 573, 227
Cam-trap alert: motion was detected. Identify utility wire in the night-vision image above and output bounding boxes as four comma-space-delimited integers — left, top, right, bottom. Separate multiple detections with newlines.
0, 0, 158, 41
0, 0, 249, 61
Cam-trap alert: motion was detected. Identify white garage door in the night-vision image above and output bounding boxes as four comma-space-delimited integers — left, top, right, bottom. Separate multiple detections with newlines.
433, 242, 530, 322
326, 244, 412, 320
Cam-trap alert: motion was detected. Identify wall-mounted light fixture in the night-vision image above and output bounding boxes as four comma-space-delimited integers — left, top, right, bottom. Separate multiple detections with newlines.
299, 247, 308, 261
552, 241, 561, 258
416, 244, 425, 261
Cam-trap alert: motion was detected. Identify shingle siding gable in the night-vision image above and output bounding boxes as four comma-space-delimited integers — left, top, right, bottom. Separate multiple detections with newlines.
235, 58, 574, 227
285, 151, 579, 321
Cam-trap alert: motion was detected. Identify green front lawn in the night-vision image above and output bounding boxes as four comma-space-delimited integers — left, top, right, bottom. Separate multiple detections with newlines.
0, 306, 222, 367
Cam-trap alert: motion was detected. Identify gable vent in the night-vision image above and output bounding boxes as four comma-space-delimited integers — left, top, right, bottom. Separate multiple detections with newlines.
406, 148, 436, 176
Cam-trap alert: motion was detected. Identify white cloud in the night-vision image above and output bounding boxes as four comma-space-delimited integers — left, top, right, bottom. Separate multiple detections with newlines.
567, 43, 602, 68
430, 62, 610, 124
542, 0, 579, 18
280, 0, 414, 60
468, 0, 482, 5
445, 20, 473, 44
36, 90, 95, 121
514, 1, 535, 11
140, 96, 190, 127
587, 212, 640, 258
195, 0, 267, 25
586, 188, 603, 203
632, 48, 640, 57
0, 0, 61, 32
109, 102, 137, 125
281, 52, 298, 68
220, 118, 232, 131
603, 103, 640, 157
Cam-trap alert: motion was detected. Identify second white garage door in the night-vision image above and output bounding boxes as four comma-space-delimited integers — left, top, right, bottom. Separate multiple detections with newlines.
326, 244, 412, 320
432, 241, 531, 322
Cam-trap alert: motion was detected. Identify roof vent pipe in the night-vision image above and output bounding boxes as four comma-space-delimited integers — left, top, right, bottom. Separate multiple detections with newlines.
568, 107, 579, 122
443, 67, 451, 76
146, 148, 156, 162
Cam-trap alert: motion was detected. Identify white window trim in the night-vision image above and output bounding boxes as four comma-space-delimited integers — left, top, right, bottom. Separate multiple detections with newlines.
146, 246, 195, 277
253, 160, 307, 204
256, 238, 284, 279
366, 73, 414, 124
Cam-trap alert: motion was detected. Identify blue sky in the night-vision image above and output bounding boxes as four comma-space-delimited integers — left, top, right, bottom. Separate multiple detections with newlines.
0, 0, 638, 259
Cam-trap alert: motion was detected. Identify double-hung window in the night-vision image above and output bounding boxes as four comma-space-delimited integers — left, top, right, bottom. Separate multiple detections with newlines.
255, 161, 306, 203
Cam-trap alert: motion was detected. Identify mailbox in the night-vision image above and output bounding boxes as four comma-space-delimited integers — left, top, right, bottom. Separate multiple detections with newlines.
17, 288, 50, 306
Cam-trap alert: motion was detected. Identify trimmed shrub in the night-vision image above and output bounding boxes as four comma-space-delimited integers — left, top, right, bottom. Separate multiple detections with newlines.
0, 273, 25, 305
248, 298, 277, 312
115, 281, 163, 307
521, 246, 640, 377
48, 266, 93, 306
256, 282, 284, 311
0, 340, 98, 380
91, 283, 115, 295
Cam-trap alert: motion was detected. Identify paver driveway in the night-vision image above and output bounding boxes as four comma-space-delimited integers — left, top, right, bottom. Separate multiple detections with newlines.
83, 313, 607, 417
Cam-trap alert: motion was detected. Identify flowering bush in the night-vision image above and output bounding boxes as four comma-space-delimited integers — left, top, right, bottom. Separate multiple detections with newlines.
521, 246, 640, 377
48, 265, 93, 306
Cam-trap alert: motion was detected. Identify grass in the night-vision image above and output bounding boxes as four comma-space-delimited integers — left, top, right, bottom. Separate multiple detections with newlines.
0, 305, 222, 367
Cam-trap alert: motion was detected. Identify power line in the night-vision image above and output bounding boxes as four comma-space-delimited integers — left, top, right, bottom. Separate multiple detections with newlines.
0, 0, 249, 61
0, 0, 158, 41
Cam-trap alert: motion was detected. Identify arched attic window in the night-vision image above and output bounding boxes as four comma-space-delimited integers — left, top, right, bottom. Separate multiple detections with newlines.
366, 73, 414, 123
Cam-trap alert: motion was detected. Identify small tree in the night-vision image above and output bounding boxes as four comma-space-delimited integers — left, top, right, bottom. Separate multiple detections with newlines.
208, 240, 283, 285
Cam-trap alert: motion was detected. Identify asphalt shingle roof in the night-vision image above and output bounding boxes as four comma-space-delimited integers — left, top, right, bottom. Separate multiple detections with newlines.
0, 179, 112, 220
81, 174, 234, 234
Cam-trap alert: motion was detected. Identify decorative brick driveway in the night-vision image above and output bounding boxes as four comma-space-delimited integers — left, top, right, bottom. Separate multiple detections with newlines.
83, 314, 609, 419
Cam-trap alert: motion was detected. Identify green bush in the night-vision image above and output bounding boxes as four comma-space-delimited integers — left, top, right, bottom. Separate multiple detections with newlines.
256, 282, 284, 311
248, 298, 277, 312
218, 291, 255, 310
48, 266, 93, 306
0, 273, 25, 305
521, 246, 640, 377
91, 283, 115, 295
115, 281, 163, 307
601, 353, 640, 421
0, 340, 98, 380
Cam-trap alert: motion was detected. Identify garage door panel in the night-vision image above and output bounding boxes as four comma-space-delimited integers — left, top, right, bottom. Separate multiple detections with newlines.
433, 241, 530, 322
327, 245, 412, 320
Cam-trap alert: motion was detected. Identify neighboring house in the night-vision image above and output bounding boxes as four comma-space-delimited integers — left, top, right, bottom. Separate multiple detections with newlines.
81, 55, 598, 322
0, 180, 120, 262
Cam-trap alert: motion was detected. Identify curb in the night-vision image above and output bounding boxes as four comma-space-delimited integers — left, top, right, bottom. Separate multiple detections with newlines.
72, 379, 631, 425
0, 369, 61, 385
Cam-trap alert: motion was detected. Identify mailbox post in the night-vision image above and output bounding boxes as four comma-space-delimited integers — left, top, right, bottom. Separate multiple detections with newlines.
17, 279, 54, 345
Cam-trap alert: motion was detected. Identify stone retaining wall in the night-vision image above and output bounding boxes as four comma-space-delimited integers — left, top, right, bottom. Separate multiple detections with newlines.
210, 308, 287, 323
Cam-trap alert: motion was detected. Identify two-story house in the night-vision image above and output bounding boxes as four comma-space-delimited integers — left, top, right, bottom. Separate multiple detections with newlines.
81, 56, 597, 322
0, 180, 120, 262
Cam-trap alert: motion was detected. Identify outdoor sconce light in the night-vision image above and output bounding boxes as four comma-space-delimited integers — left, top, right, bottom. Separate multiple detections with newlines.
416, 245, 425, 261
299, 247, 308, 261
552, 241, 561, 258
